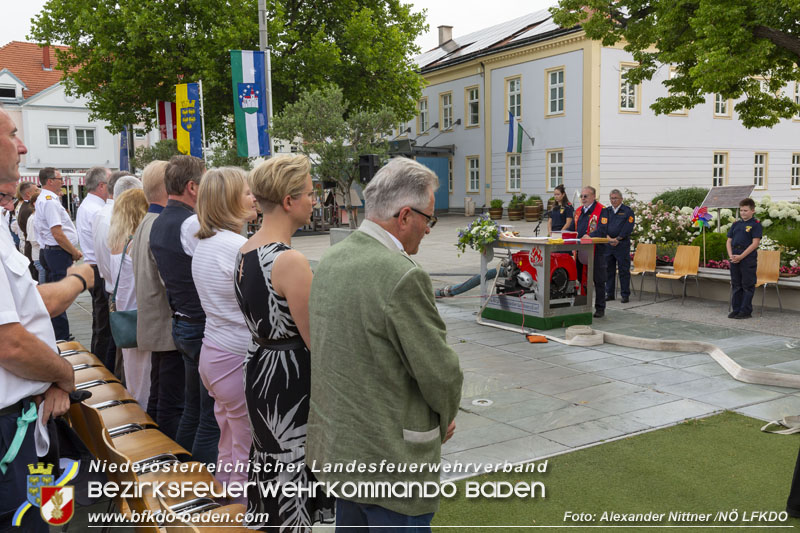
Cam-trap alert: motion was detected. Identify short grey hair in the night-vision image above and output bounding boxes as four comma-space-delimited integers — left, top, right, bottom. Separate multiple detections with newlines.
610, 189, 622, 197
113, 175, 143, 198
582, 185, 597, 196
364, 157, 438, 221
84, 166, 109, 192
108, 170, 132, 198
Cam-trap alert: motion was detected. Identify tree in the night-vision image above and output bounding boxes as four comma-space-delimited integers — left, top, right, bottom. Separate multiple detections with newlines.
29, 0, 427, 137
208, 143, 254, 171
550, 0, 800, 128
271, 85, 396, 228
130, 140, 180, 171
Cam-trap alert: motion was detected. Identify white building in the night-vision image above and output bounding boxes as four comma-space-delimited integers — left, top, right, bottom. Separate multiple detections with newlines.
400, 11, 800, 211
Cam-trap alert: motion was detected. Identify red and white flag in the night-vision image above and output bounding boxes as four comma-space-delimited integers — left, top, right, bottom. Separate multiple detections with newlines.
157, 100, 177, 140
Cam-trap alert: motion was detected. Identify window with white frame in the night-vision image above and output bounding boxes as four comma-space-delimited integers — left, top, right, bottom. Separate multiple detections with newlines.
619, 65, 638, 112
75, 128, 96, 147
507, 154, 521, 192
753, 153, 767, 188
792, 154, 800, 187
507, 77, 521, 119
668, 68, 687, 115
548, 150, 563, 190
417, 98, 428, 133
712, 152, 727, 187
467, 156, 480, 193
440, 93, 453, 130
547, 68, 564, 115
48, 127, 68, 147
466, 87, 479, 126
714, 94, 729, 116
448, 157, 453, 192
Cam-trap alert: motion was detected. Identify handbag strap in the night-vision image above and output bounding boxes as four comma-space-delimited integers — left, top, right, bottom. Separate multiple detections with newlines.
111, 236, 133, 305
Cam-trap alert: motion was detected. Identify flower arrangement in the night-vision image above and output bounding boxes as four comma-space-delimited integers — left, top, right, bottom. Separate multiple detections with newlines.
456, 214, 499, 255
706, 259, 730, 270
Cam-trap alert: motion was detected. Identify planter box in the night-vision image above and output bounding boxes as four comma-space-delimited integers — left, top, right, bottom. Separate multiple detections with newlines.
488, 208, 503, 220
507, 208, 524, 221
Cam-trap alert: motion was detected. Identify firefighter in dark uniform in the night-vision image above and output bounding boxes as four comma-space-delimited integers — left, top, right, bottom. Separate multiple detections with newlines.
548, 184, 574, 233
574, 186, 608, 318
604, 189, 635, 303
726, 197, 762, 319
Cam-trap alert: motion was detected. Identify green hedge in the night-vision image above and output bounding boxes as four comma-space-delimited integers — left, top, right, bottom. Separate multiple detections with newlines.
652, 187, 709, 209
690, 231, 728, 263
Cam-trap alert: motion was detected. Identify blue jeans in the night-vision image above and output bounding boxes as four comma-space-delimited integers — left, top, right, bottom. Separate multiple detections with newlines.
335, 499, 434, 533
171, 318, 219, 465
33, 260, 46, 285
41, 247, 72, 340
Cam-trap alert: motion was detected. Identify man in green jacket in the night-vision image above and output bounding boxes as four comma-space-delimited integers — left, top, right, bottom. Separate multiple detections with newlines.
308, 157, 463, 531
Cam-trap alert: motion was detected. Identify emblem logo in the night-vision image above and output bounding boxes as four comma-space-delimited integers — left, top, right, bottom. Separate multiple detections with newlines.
600, 217, 608, 224
180, 99, 197, 131
40, 486, 74, 525
746, 225, 752, 232
628, 216, 634, 223
528, 247, 544, 267
238, 83, 260, 114
26, 463, 54, 507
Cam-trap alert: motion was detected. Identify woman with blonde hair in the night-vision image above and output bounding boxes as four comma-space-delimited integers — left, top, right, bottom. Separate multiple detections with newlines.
191, 166, 257, 499
107, 188, 150, 406
235, 155, 334, 530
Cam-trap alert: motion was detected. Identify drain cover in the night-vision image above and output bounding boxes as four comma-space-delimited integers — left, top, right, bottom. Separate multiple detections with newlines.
471, 398, 493, 406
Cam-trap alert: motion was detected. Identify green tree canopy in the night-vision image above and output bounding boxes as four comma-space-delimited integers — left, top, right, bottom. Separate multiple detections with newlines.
271, 85, 396, 227
551, 0, 800, 128
29, 0, 427, 137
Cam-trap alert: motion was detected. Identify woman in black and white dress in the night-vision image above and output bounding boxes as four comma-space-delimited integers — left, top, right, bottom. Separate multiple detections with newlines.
234, 154, 334, 530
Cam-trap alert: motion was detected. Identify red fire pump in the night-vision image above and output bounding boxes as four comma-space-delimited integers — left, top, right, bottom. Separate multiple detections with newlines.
496, 249, 580, 302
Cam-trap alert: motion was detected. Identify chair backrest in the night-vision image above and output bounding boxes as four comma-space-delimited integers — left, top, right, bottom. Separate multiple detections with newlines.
757, 249, 781, 284
78, 402, 112, 463
633, 243, 657, 272
102, 431, 161, 533
673, 245, 700, 275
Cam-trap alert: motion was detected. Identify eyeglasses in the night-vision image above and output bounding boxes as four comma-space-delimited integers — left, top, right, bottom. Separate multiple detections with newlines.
0, 192, 13, 205
394, 206, 438, 229
581, 194, 591, 199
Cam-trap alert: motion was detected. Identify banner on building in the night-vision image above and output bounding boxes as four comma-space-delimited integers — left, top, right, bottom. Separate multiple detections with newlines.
230, 50, 270, 157
157, 100, 177, 140
507, 111, 523, 153
176, 83, 203, 158
119, 126, 129, 171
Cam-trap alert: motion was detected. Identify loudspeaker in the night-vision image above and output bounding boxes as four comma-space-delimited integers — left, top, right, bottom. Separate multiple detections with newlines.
359, 154, 379, 183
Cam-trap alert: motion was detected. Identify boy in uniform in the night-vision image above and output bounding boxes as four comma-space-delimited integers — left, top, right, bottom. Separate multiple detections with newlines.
726, 198, 762, 319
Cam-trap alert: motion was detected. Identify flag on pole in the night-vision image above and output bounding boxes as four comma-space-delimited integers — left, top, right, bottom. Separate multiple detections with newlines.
157, 100, 177, 140
230, 50, 270, 157
119, 126, 129, 171
507, 111, 523, 153
176, 83, 203, 158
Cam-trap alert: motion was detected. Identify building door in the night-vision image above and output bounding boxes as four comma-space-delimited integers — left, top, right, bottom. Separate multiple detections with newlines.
415, 156, 449, 211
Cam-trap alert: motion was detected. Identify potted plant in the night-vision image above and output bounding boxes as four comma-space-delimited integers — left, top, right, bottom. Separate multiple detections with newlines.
507, 193, 526, 221
488, 199, 504, 220
524, 194, 543, 221
547, 196, 556, 212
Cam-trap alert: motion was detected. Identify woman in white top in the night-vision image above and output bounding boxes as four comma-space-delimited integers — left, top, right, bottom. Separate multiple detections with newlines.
25, 191, 46, 283
192, 167, 257, 497
107, 189, 151, 407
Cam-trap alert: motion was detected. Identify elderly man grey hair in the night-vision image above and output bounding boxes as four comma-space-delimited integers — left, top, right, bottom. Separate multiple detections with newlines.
113, 175, 143, 198
363, 157, 439, 221
84, 166, 109, 192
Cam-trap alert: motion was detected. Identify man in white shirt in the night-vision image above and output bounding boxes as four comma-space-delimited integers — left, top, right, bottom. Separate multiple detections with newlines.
0, 104, 93, 532
35, 167, 81, 341
91, 172, 141, 372
75, 166, 112, 359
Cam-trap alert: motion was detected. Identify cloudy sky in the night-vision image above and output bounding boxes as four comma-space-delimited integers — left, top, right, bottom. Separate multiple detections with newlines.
2, 0, 555, 52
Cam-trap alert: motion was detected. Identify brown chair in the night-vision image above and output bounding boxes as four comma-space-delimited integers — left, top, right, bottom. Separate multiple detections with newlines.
64, 352, 105, 368
81, 382, 137, 409
159, 495, 250, 533
74, 366, 121, 389
655, 245, 700, 304
57, 340, 88, 354
629, 243, 656, 301
79, 402, 190, 466
98, 403, 158, 436
756, 249, 782, 315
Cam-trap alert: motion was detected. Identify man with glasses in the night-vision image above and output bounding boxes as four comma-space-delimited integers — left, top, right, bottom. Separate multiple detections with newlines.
574, 186, 609, 318
604, 189, 635, 303
35, 167, 81, 340
307, 157, 462, 531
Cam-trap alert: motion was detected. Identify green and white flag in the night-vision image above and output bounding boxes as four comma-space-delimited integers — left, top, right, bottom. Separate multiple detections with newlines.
230, 50, 270, 157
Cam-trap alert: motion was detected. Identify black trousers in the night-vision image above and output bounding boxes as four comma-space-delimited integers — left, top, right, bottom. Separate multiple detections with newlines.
88, 264, 112, 364
577, 248, 607, 311
606, 241, 631, 298
41, 246, 72, 340
730, 252, 757, 316
787, 446, 800, 516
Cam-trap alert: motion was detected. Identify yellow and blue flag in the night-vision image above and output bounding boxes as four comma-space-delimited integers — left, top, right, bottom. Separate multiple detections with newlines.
176, 83, 203, 158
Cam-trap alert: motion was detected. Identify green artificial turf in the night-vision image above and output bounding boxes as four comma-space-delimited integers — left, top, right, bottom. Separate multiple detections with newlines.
433, 412, 800, 531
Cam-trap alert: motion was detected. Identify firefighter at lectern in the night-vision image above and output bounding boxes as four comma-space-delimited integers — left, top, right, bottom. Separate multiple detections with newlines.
568, 186, 608, 318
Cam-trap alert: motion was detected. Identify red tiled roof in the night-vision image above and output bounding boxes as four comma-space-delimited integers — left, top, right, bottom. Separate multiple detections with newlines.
0, 41, 72, 99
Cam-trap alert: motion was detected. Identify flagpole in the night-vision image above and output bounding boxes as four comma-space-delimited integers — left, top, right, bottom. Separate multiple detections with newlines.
259, 0, 274, 156
198, 79, 208, 166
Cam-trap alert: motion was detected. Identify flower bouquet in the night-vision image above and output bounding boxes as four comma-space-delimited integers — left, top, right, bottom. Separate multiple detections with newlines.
456, 214, 500, 255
